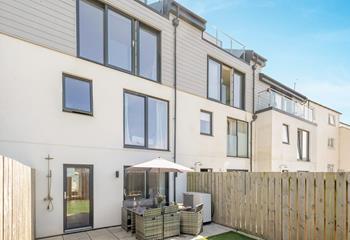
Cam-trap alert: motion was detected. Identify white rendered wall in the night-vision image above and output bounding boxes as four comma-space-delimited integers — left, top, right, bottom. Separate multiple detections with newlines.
0, 34, 252, 237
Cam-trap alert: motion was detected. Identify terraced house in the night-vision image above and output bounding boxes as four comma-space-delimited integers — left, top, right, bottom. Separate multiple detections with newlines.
0, 0, 347, 238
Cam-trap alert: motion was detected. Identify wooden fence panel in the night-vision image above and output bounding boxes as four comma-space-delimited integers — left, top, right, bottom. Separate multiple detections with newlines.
325, 174, 335, 240
267, 174, 275, 240
305, 173, 315, 240
282, 173, 289, 240
315, 173, 325, 240
298, 172, 306, 240
262, 173, 269, 238
256, 173, 263, 237
187, 172, 350, 240
274, 174, 282, 240
0, 156, 34, 240
336, 173, 346, 240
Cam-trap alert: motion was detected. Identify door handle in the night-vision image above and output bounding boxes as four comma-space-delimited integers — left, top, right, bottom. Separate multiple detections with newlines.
64, 192, 67, 200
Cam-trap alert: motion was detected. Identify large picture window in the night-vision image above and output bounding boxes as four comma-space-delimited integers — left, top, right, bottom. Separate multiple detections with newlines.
63, 74, 93, 115
207, 57, 245, 110
78, 0, 161, 82
297, 129, 310, 161
124, 91, 168, 150
227, 118, 248, 157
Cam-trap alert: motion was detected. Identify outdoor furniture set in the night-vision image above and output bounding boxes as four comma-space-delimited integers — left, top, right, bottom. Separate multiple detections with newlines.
121, 201, 204, 240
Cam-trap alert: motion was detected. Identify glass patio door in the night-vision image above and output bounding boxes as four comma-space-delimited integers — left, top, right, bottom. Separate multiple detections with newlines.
64, 165, 93, 231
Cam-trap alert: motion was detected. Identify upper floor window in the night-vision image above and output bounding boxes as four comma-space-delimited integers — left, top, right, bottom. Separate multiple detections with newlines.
282, 124, 289, 144
208, 58, 221, 101
124, 91, 168, 150
233, 71, 245, 109
328, 138, 335, 148
227, 118, 248, 158
63, 74, 93, 115
78, 0, 161, 82
207, 57, 245, 110
200, 110, 213, 136
78, 0, 104, 64
138, 24, 160, 81
107, 8, 133, 72
329, 114, 336, 126
297, 129, 309, 161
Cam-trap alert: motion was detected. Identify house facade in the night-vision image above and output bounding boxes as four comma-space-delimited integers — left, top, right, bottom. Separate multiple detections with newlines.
0, 0, 347, 238
254, 74, 342, 172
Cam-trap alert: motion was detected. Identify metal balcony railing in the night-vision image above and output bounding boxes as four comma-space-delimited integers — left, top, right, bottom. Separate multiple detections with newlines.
136, 0, 167, 15
257, 89, 314, 122
203, 25, 246, 61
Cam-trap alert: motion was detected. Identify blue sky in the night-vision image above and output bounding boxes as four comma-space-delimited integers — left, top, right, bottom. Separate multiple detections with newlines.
177, 0, 350, 123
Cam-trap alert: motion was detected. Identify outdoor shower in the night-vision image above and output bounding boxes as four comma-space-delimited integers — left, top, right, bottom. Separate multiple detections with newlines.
43, 154, 54, 211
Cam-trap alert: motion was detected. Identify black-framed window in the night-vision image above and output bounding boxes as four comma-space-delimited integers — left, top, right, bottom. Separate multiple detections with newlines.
78, 0, 104, 64
63, 74, 93, 115
123, 166, 169, 202
138, 24, 160, 81
207, 57, 245, 110
233, 71, 245, 109
77, 0, 161, 82
107, 8, 133, 72
124, 91, 169, 150
227, 118, 248, 157
282, 124, 290, 144
328, 114, 336, 126
200, 110, 213, 136
328, 138, 335, 148
297, 129, 310, 161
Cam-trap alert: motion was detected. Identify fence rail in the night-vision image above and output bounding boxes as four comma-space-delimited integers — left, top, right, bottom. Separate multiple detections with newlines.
187, 172, 350, 240
0, 155, 35, 240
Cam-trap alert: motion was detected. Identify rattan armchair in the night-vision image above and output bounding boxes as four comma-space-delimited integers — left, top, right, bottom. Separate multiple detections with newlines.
163, 205, 180, 238
135, 208, 163, 240
180, 204, 204, 235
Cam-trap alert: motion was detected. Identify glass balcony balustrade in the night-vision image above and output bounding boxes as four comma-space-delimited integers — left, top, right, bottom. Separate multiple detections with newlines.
256, 89, 314, 122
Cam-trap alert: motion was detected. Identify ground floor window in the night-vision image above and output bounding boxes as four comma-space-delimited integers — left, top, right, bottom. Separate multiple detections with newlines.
123, 167, 169, 201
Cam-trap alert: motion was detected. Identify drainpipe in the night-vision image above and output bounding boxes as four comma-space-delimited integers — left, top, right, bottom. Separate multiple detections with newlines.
250, 61, 258, 172
172, 4, 180, 202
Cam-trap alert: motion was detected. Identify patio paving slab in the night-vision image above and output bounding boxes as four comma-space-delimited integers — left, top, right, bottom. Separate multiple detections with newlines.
40, 223, 232, 240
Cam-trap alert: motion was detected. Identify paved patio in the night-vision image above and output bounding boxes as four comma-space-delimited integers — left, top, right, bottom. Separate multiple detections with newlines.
41, 223, 232, 240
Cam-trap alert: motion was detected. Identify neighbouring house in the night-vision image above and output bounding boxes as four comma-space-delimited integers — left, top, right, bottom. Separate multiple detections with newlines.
0, 0, 348, 238
339, 122, 350, 171
254, 74, 342, 172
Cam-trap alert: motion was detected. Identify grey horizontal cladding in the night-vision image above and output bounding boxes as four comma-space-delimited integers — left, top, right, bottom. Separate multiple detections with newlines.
176, 19, 254, 113
0, 0, 76, 55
